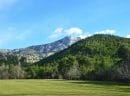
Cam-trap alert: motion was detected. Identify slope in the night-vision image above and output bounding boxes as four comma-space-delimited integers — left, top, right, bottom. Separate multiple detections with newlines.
34, 34, 130, 82
0, 36, 81, 63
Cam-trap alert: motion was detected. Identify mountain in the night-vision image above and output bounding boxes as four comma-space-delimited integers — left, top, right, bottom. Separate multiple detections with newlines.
27, 36, 81, 56
34, 34, 130, 82
0, 34, 130, 82
0, 36, 81, 63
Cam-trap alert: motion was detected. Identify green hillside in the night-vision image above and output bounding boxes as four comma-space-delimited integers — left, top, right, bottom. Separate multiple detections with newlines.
0, 34, 130, 82
32, 34, 130, 82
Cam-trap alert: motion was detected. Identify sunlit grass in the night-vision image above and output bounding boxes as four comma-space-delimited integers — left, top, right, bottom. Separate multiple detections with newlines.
0, 79, 130, 96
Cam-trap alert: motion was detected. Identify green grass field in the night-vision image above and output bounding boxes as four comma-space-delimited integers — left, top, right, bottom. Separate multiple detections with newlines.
0, 79, 130, 96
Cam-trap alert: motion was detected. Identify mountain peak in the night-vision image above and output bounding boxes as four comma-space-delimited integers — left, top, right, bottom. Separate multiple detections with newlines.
0, 36, 81, 63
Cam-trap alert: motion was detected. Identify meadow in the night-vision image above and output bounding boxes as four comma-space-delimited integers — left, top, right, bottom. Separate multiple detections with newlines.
0, 79, 130, 96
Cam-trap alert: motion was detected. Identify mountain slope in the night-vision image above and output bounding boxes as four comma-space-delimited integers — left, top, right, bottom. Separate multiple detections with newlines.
27, 36, 81, 56
0, 36, 81, 63
36, 34, 130, 64
34, 34, 130, 82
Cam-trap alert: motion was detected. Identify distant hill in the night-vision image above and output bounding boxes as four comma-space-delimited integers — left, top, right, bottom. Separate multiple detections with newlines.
0, 36, 81, 63
35, 34, 130, 82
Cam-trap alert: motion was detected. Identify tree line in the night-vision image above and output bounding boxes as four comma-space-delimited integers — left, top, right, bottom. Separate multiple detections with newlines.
0, 34, 130, 83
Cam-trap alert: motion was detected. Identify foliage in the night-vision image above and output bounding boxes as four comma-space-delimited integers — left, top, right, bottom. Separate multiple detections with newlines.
1, 34, 130, 83
34, 34, 130, 82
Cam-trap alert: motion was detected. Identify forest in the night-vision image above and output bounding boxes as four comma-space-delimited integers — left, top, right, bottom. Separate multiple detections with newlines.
0, 34, 130, 83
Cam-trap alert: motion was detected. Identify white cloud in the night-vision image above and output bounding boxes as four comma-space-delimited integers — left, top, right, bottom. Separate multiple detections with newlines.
95, 29, 116, 35
49, 28, 116, 40
49, 28, 63, 39
126, 35, 130, 38
79, 35, 86, 39
54, 27, 63, 34
79, 34, 91, 39
65, 27, 83, 35
49, 27, 88, 39
0, 0, 18, 10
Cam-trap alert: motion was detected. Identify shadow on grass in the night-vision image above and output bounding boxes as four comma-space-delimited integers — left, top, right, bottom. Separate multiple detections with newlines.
69, 80, 129, 86
69, 80, 130, 93
117, 87, 130, 92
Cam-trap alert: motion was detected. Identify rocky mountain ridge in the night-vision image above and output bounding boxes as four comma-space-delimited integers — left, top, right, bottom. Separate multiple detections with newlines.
0, 36, 81, 63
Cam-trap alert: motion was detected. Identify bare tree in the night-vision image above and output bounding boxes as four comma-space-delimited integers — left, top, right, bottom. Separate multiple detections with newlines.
67, 64, 81, 80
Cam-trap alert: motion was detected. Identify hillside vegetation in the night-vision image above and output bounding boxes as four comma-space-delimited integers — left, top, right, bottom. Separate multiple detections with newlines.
31, 34, 130, 82
0, 34, 130, 83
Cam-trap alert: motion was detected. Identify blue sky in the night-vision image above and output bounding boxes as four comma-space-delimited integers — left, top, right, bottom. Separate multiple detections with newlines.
0, 0, 130, 49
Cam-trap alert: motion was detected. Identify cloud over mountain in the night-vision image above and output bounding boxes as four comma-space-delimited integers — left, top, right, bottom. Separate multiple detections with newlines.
126, 35, 130, 38
49, 27, 88, 39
